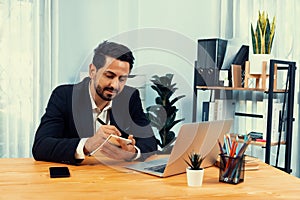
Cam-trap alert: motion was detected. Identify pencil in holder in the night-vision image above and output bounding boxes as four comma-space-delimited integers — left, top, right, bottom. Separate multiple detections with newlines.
219, 154, 245, 184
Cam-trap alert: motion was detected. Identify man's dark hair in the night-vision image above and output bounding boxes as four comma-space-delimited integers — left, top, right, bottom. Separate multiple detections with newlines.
92, 41, 135, 71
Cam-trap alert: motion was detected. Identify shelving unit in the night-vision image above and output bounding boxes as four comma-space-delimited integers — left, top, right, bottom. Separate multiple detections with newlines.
193, 59, 296, 173
266, 59, 296, 173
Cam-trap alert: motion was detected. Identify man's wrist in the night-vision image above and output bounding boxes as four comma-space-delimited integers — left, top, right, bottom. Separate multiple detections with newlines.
83, 146, 90, 155
125, 145, 141, 161
75, 138, 89, 159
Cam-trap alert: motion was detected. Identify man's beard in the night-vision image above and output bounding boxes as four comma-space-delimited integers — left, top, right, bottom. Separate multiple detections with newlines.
95, 84, 118, 101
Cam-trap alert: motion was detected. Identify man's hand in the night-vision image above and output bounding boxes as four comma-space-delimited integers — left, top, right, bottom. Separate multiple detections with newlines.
84, 125, 137, 161
84, 125, 121, 154
100, 134, 136, 161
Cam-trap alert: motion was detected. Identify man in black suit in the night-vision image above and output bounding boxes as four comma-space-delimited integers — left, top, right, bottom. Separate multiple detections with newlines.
32, 41, 157, 164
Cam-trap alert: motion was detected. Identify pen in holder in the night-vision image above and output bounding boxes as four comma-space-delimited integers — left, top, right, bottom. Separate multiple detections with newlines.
219, 154, 245, 184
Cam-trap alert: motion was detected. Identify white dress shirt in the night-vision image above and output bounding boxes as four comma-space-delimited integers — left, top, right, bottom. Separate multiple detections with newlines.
75, 82, 140, 160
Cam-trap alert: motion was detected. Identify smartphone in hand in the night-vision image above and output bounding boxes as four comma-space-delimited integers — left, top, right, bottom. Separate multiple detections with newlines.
89, 134, 132, 156
108, 134, 132, 147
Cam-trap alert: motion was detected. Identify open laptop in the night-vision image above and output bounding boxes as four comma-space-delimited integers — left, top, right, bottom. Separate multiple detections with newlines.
125, 119, 233, 177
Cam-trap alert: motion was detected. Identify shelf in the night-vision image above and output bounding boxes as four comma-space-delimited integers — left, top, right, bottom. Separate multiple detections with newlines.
237, 139, 285, 147
229, 134, 285, 147
193, 59, 296, 173
196, 86, 287, 93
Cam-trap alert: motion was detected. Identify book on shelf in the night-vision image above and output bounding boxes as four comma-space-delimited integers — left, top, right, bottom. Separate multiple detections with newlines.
215, 99, 235, 120
202, 101, 209, 121
262, 99, 284, 142
202, 101, 216, 121
254, 100, 265, 134
235, 100, 246, 134
202, 101, 214, 121
245, 100, 253, 133
202, 100, 235, 122
233, 99, 285, 143
231, 64, 242, 88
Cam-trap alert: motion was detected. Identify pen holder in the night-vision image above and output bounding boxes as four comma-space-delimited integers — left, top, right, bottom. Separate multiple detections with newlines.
219, 154, 245, 184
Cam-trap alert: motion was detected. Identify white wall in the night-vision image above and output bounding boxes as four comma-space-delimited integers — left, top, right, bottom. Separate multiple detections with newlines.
55, 0, 222, 128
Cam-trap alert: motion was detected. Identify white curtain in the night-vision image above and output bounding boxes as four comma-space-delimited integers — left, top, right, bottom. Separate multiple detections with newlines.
0, 0, 54, 158
220, 0, 300, 177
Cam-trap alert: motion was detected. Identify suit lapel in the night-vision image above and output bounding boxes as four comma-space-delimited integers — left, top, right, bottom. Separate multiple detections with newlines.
72, 77, 94, 138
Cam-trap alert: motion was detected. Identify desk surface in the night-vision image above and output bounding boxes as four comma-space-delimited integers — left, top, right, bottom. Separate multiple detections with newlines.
1, 157, 300, 200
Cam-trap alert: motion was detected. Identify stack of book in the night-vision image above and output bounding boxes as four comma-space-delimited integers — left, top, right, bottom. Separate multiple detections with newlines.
202, 99, 235, 122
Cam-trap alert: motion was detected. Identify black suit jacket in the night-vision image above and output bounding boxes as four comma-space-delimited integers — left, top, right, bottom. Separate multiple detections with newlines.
32, 77, 157, 164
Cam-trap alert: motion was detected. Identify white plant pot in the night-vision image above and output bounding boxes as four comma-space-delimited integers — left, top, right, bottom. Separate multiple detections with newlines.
186, 167, 204, 187
249, 54, 272, 74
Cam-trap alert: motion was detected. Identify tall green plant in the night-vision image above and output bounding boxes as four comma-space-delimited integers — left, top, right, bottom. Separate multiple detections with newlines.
251, 11, 276, 54
146, 74, 185, 149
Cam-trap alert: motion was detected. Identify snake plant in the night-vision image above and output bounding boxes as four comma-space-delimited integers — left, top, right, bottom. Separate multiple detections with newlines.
251, 11, 276, 54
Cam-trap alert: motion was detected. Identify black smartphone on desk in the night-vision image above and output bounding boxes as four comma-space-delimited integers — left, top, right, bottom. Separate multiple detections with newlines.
49, 167, 70, 178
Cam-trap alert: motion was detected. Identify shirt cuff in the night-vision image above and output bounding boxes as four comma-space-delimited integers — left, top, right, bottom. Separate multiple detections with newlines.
75, 138, 89, 160
132, 145, 141, 160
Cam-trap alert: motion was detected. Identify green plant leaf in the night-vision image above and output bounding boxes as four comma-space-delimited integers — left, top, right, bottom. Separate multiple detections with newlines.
251, 10, 276, 54
155, 97, 163, 105
146, 105, 167, 129
146, 112, 162, 129
170, 95, 186, 105
185, 152, 204, 170
165, 73, 174, 81
169, 83, 177, 89
269, 16, 276, 54
160, 76, 171, 86
251, 23, 257, 54
256, 20, 262, 53
150, 75, 160, 83
165, 90, 175, 100
151, 85, 163, 97
171, 118, 185, 128
265, 19, 271, 54
165, 131, 175, 145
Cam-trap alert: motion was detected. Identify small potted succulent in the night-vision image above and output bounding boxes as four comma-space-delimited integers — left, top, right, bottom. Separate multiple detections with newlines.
185, 152, 205, 187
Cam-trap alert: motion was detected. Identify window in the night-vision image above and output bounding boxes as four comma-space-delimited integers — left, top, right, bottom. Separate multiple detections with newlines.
0, 0, 37, 157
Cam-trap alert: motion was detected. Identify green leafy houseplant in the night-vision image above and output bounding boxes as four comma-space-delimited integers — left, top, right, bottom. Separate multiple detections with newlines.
185, 152, 205, 170
146, 74, 185, 152
251, 10, 276, 54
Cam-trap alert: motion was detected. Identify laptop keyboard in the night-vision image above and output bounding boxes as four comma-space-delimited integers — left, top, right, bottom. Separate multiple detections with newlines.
144, 164, 166, 173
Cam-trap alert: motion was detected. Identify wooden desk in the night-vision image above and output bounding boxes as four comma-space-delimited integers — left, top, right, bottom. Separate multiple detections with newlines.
0, 157, 300, 199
